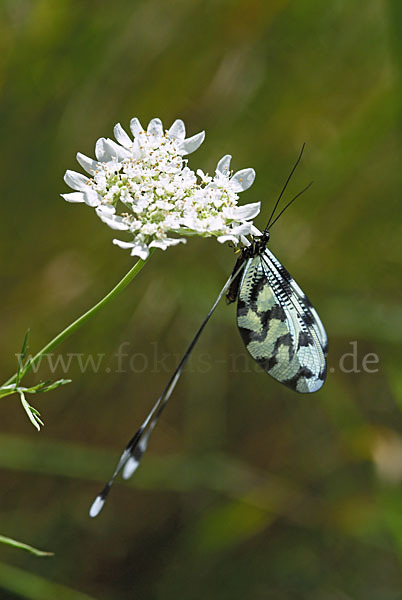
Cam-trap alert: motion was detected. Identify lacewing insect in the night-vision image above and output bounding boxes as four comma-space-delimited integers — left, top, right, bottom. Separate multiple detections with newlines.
90, 144, 328, 518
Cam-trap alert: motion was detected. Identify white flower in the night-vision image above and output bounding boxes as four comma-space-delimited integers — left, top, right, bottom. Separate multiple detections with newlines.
62, 116, 259, 259
213, 154, 256, 193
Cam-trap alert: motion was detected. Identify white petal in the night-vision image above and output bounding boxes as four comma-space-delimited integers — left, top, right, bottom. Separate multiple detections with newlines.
60, 192, 85, 203
64, 170, 89, 191
149, 238, 186, 250
130, 117, 144, 137
230, 201, 261, 221
82, 189, 101, 207
231, 168, 256, 192
113, 123, 132, 148
96, 204, 116, 214
231, 223, 254, 236
113, 239, 149, 260
95, 138, 110, 161
217, 234, 239, 244
76, 153, 99, 174
147, 118, 163, 137
105, 138, 131, 160
179, 131, 205, 155
216, 154, 232, 175
89, 495, 105, 518
113, 239, 135, 250
240, 235, 251, 246
250, 224, 262, 236
131, 137, 141, 158
130, 244, 149, 260
95, 138, 129, 161
168, 119, 186, 140
97, 211, 129, 230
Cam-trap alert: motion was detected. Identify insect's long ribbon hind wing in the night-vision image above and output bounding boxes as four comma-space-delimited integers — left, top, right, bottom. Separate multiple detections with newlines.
236, 254, 326, 393
89, 265, 247, 518
90, 364, 186, 518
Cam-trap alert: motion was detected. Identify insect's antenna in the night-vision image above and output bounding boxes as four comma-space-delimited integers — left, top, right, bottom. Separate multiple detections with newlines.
265, 143, 306, 231
267, 181, 313, 230
89, 260, 247, 518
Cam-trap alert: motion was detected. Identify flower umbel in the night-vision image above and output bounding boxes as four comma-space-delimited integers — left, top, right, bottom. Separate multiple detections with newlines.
62, 117, 259, 259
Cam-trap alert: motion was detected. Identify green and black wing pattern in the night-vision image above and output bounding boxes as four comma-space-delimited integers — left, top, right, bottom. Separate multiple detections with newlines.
236, 248, 327, 393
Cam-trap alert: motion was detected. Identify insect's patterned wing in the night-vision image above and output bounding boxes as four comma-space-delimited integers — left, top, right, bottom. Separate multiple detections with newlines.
236, 253, 326, 393
264, 248, 328, 355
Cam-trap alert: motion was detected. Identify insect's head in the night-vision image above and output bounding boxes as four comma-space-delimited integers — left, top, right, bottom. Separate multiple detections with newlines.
254, 230, 270, 254
260, 229, 270, 244
242, 230, 270, 258
256, 230, 270, 253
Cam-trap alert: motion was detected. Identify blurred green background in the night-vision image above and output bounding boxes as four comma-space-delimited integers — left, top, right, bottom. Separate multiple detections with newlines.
1, 0, 402, 598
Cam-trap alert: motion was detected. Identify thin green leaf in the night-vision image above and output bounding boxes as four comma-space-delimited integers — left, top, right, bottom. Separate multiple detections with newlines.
16, 330, 30, 384
0, 385, 16, 399
19, 392, 42, 432
29, 409, 44, 427
20, 330, 30, 363
23, 379, 71, 395
24, 381, 51, 393
28, 405, 44, 427
0, 535, 53, 557
39, 379, 72, 393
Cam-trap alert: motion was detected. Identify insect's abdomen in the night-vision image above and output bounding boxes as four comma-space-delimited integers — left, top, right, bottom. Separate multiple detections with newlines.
226, 255, 246, 304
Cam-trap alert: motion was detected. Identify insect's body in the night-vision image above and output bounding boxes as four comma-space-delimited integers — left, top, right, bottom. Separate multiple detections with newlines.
227, 231, 327, 393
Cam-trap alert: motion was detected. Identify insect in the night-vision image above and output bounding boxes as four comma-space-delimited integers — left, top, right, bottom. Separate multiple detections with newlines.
89, 145, 328, 517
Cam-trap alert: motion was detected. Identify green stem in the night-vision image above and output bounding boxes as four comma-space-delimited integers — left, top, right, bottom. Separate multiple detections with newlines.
2, 250, 154, 388
0, 534, 53, 557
